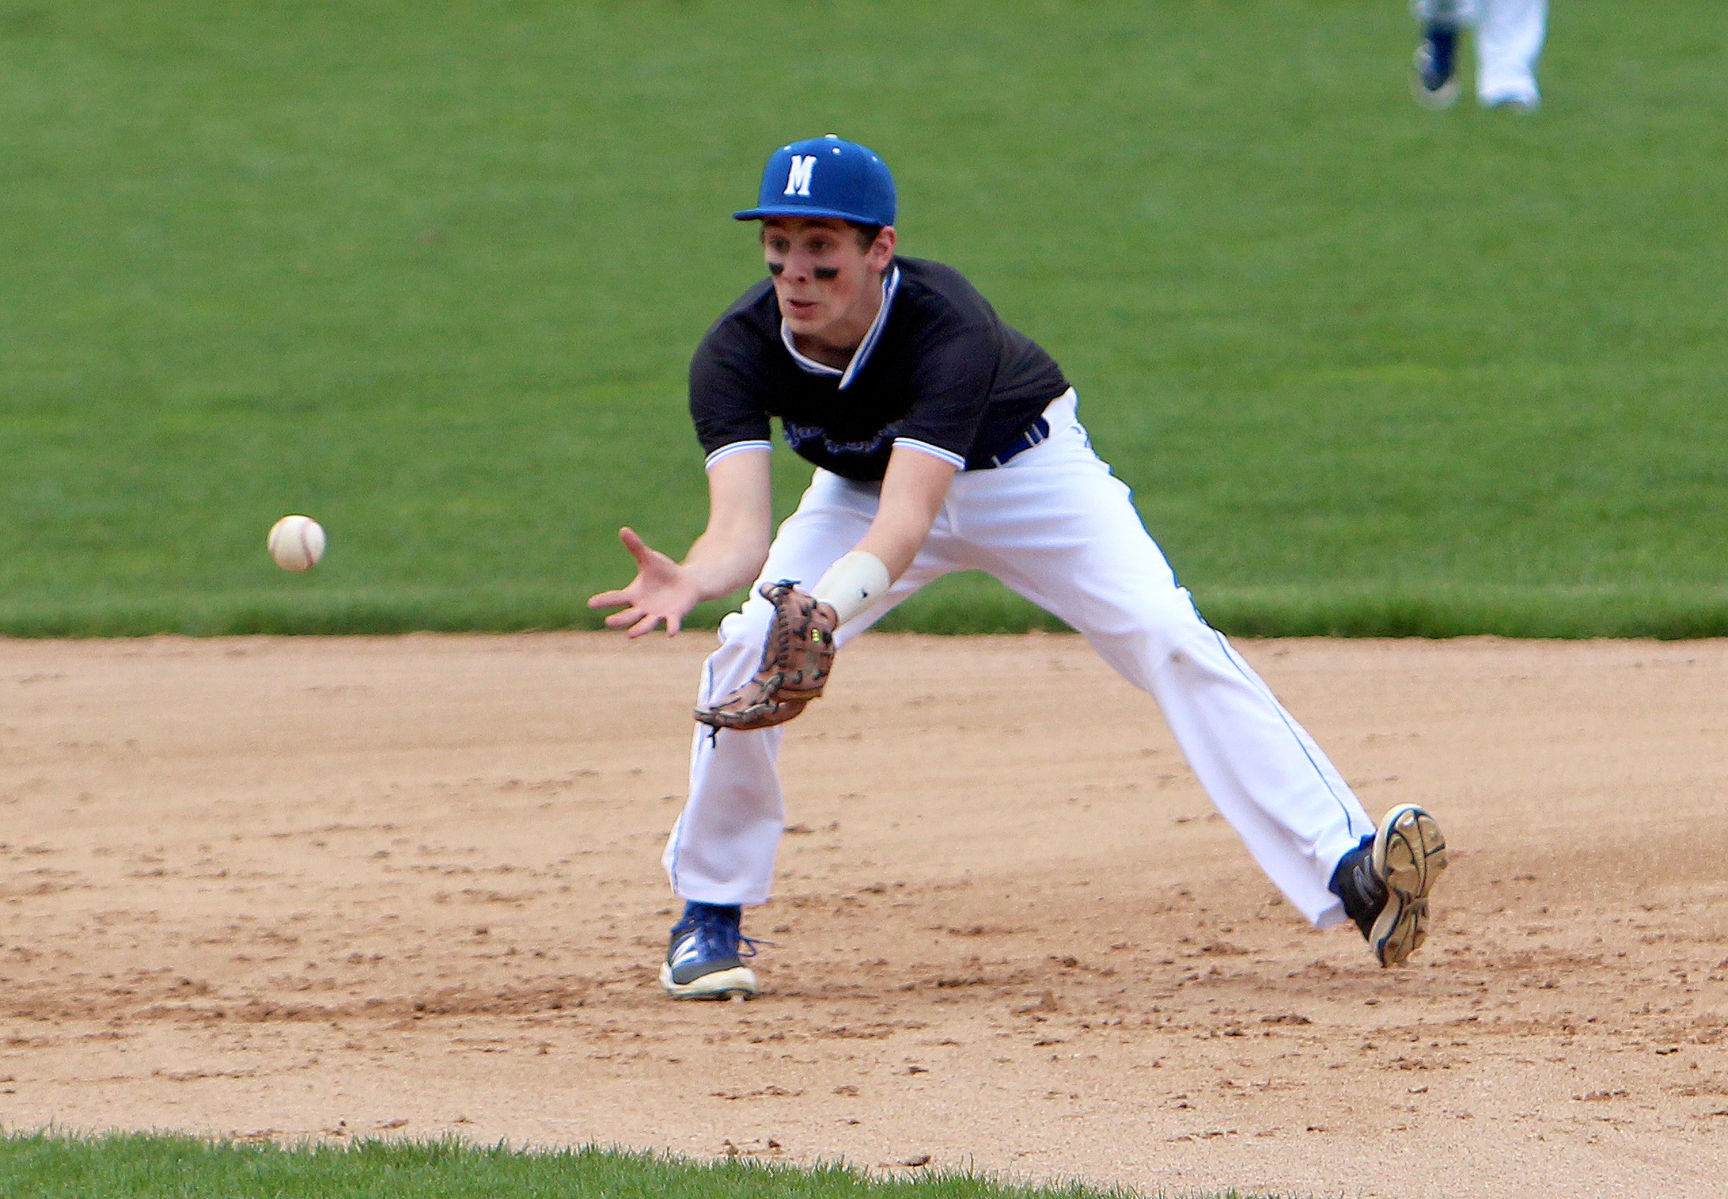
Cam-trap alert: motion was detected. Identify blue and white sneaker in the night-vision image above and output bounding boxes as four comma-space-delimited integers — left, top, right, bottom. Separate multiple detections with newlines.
1412, 23, 1460, 109
659, 902, 759, 999
1331, 804, 1449, 967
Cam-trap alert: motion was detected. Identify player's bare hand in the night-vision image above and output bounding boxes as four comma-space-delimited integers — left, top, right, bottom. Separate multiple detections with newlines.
587, 527, 702, 638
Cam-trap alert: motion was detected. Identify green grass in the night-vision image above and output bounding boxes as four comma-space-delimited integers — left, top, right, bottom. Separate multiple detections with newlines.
2, 1, 1724, 637
0, 1134, 1250, 1199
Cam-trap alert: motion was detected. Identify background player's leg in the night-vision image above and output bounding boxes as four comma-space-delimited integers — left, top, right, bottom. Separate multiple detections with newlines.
949, 395, 1373, 927
1474, 0, 1546, 108
1411, 0, 1475, 22
1409, 0, 1476, 107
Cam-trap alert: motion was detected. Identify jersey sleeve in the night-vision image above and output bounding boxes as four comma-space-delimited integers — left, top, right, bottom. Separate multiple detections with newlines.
689, 311, 774, 463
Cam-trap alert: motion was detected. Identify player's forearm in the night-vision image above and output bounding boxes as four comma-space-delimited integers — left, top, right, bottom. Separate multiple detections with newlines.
679, 531, 769, 603
856, 448, 956, 579
688, 449, 773, 601
813, 483, 940, 628
851, 516, 928, 582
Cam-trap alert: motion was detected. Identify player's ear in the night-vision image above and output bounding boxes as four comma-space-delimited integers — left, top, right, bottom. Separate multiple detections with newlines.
868, 225, 896, 270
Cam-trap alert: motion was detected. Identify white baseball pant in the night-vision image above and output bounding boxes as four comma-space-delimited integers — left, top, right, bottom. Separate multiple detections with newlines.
1414, 0, 1548, 107
664, 389, 1374, 928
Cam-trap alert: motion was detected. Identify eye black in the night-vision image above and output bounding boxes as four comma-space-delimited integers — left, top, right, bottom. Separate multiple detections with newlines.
813, 267, 838, 281
767, 261, 784, 276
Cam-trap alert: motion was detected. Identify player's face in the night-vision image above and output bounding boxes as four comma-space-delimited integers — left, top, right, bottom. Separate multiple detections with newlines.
760, 218, 895, 356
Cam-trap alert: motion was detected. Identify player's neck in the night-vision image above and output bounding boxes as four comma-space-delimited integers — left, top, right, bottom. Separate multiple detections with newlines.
792, 332, 861, 369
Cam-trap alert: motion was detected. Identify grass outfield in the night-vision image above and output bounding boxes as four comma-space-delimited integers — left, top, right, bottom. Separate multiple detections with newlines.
3, 2, 1724, 638
0, 1135, 1188, 1199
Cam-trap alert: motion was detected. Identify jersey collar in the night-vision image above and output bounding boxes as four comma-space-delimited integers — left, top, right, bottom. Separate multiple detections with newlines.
779, 264, 901, 390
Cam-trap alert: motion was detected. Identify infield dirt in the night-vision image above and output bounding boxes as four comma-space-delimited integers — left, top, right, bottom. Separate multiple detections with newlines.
2, 632, 1724, 1198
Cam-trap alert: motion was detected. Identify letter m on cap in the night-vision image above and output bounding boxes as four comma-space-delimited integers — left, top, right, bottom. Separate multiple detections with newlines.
783, 154, 816, 197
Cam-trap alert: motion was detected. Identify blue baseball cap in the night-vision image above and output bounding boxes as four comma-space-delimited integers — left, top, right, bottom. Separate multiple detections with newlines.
733, 135, 897, 227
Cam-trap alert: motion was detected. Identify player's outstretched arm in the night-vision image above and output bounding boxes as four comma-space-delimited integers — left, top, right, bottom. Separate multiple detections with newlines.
587, 451, 772, 638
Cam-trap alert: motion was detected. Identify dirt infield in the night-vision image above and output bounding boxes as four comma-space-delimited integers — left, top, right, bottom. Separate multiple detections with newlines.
2, 632, 1725, 1198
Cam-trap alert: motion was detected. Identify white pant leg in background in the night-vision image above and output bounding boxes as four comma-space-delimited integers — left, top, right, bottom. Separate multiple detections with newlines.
1474, 0, 1546, 106
1411, 0, 1479, 28
666, 390, 1375, 928
1412, 0, 1547, 107
1412, 0, 1478, 25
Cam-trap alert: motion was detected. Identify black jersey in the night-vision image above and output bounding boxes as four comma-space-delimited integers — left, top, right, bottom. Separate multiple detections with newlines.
689, 256, 1069, 483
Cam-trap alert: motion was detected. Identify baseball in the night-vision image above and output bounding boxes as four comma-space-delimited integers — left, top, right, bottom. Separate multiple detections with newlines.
267, 514, 326, 571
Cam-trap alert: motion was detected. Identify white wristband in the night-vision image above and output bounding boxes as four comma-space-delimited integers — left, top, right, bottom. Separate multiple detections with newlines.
812, 551, 892, 627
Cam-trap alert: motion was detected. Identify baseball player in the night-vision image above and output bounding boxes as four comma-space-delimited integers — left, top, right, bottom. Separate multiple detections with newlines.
1412, 0, 1548, 110
589, 136, 1448, 1000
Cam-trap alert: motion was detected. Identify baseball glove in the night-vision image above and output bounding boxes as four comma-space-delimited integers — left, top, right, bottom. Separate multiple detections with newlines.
695, 580, 839, 731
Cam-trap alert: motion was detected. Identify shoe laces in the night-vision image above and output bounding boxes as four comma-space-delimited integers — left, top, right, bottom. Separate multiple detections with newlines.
672, 903, 764, 961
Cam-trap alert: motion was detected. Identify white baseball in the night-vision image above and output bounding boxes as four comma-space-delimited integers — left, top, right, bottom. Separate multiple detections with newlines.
267, 514, 326, 571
